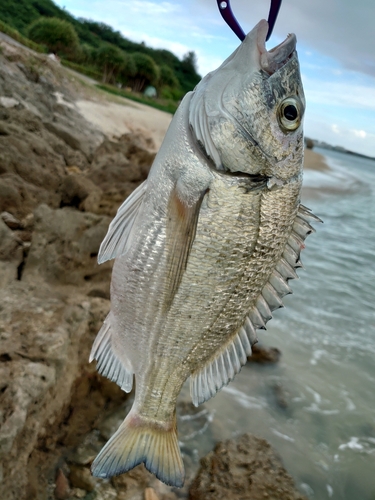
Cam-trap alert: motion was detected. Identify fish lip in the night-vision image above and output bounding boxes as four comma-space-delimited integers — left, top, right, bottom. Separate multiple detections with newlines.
256, 19, 297, 75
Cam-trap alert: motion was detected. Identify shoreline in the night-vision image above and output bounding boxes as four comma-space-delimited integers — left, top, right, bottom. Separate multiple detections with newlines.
304, 149, 330, 172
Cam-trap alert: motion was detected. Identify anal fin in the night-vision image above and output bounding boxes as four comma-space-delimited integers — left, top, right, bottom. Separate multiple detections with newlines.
190, 317, 257, 407
90, 316, 133, 393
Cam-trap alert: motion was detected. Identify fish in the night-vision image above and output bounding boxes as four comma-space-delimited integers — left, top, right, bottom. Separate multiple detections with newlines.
89, 18, 321, 487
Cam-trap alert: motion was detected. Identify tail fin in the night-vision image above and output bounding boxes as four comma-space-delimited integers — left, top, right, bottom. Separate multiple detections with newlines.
91, 410, 185, 487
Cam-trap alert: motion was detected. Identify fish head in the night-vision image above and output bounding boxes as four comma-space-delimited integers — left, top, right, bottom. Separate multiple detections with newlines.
189, 19, 305, 184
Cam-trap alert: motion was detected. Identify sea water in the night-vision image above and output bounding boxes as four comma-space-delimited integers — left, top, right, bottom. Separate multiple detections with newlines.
180, 148, 375, 499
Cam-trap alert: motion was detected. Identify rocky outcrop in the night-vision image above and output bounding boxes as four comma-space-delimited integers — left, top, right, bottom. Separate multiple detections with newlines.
0, 282, 106, 499
189, 433, 307, 500
22, 204, 112, 289
0, 39, 154, 221
0, 217, 23, 286
0, 35, 156, 500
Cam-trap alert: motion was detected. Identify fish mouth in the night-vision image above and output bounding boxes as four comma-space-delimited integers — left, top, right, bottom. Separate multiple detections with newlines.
256, 19, 297, 75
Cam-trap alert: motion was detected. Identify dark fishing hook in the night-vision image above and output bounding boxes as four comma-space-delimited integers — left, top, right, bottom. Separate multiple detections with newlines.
216, 0, 283, 42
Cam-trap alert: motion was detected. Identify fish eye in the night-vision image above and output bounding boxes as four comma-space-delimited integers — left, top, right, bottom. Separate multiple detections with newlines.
277, 97, 302, 132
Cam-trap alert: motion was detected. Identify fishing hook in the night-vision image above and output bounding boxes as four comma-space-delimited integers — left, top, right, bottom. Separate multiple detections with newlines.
217, 0, 282, 41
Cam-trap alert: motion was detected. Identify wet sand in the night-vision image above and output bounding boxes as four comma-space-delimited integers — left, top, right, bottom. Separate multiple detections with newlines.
304, 148, 330, 171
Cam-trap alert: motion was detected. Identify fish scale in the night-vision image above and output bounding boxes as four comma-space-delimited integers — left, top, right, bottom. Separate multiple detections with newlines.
89, 19, 321, 487
190, 179, 301, 357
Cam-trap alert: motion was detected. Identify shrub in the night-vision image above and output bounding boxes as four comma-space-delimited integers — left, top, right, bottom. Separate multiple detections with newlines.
159, 64, 179, 90
118, 53, 136, 86
132, 52, 159, 92
27, 17, 79, 57
92, 43, 125, 83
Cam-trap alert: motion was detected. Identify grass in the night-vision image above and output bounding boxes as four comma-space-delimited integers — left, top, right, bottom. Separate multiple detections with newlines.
96, 84, 178, 114
0, 19, 45, 53
61, 59, 102, 80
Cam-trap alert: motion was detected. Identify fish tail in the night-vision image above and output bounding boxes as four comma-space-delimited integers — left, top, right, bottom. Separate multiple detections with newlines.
91, 409, 185, 487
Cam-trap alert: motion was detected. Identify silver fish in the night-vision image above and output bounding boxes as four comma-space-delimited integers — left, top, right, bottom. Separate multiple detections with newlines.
89, 19, 321, 487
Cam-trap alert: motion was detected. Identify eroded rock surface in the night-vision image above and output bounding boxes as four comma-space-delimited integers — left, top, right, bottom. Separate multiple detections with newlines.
0, 35, 156, 500
189, 433, 307, 500
0, 282, 95, 499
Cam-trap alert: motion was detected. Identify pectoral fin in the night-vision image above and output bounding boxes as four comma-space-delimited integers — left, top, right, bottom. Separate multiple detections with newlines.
163, 186, 206, 309
98, 180, 147, 264
90, 315, 133, 393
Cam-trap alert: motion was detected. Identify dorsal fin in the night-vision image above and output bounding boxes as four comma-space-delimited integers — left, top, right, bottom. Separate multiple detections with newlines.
251, 204, 322, 325
190, 204, 322, 407
98, 180, 147, 264
90, 316, 133, 393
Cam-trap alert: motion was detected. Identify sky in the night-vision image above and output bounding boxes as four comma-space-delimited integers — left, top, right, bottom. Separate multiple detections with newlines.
54, 0, 375, 157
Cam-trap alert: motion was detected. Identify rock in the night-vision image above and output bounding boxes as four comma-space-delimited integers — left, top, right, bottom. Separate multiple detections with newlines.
0, 217, 23, 287
22, 204, 112, 287
55, 468, 71, 500
87, 288, 110, 300
248, 344, 281, 364
59, 174, 102, 212
0, 281, 114, 500
68, 465, 96, 492
189, 433, 307, 500
69, 488, 87, 499
21, 213, 34, 230
272, 382, 289, 410
0, 122, 9, 135
111, 465, 178, 500
88, 132, 155, 216
145, 487, 160, 500
44, 121, 86, 155
0, 96, 19, 108
64, 150, 89, 170
1, 210, 21, 229
68, 431, 104, 466
0, 51, 102, 219
0, 217, 22, 258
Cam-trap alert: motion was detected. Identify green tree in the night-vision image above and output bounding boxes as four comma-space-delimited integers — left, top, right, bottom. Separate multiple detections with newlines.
159, 64, 179, 89
93, 43, 125, 83
118, 53, 136, 86
182, 51, 198, 73
27, 17, 79, 57
132, 52, 159, 92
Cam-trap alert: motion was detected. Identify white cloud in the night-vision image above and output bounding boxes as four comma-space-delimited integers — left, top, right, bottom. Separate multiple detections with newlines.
128, 1, 177, 15
122, 30, 191, 60
303, 77, 375, 111
352, 129, 367, 139
194, 51, 224, 75
305, 118, 375, 157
